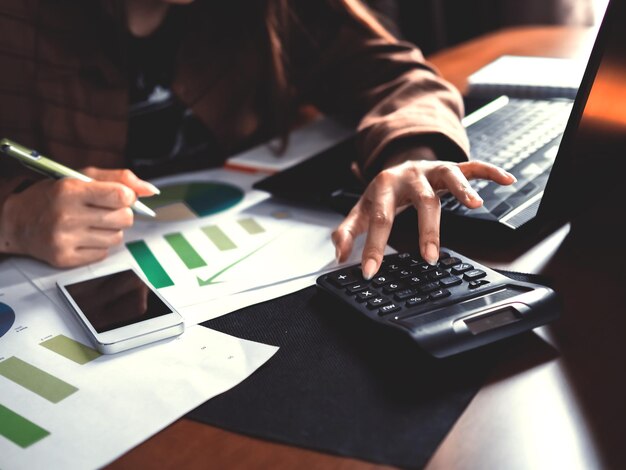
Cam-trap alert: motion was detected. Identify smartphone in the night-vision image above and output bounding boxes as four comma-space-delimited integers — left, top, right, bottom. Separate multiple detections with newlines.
57, 268, 184, 354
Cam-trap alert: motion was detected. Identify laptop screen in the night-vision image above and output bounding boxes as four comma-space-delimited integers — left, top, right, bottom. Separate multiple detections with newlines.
540, 0, 626, 219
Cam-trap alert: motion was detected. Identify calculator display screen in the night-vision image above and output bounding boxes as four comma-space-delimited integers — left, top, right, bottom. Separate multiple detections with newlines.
464, 307, 519, 335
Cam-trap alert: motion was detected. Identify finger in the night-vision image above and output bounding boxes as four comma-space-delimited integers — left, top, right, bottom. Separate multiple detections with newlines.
438, 165, 484, 209
84, 207, 134, 231
49, 247, 109, 268
81, 167, 160, 197
78, 228, 125, 249
458, 161, 517, 185
332, 201, 369, 263
72, 248, 109, 266
81, 181, 136, 210
361, 185, 396, 280
410, 175, 441, 265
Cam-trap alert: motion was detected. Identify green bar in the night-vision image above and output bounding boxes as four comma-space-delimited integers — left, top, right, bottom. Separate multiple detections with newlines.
0, 403, 50, 448
164, 232, 207, 269
0, 357, 78, 404
238, 218, 265, 235
40, 335, 101, 365
202, 225, 237, 251
126, 240, 174, 289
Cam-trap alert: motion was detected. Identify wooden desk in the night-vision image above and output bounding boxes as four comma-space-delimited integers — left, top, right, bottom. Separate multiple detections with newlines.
110, 26, 625, 470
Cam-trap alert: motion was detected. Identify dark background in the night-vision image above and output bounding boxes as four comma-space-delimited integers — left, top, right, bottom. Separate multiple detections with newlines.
367, 0, 596, 55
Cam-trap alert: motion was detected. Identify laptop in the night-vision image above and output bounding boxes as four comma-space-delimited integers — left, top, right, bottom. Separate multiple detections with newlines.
254, 0, 625, 241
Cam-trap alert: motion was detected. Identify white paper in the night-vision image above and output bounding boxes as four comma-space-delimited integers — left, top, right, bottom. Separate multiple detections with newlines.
225, 115, 354, 173
0, 264, 278, 469
13, 167, 381, 325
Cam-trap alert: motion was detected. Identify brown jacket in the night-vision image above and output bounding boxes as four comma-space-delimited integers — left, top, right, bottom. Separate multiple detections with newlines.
0, 1, 469, 209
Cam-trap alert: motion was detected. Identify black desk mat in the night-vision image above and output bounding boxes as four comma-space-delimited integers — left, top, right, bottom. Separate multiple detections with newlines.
187, 282, 535, 469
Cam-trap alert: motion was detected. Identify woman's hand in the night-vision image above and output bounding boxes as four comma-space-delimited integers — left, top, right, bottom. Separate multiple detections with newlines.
332, 158, 516, 279
0, 168, 158, 268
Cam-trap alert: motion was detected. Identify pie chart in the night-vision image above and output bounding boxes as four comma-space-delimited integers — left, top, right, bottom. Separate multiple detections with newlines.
0, 302, 15, 338
139, 182, 244, 222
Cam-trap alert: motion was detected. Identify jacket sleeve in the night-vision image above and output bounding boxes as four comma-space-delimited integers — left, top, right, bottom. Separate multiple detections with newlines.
291, 3, 470, 179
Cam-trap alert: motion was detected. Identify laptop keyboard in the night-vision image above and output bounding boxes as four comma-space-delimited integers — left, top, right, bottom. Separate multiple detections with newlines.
442, 98, 573, 220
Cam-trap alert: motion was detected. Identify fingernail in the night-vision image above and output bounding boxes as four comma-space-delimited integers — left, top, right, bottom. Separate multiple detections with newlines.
501, 169, 517, 182
469, 188, 483, 203
425, 243, 439, 265
335, 246, 341, 263
145, 182, 161, 195
362, 258, 378, 280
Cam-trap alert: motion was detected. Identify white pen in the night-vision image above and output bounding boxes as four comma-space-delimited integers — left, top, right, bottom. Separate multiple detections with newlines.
0, 138, 157, 218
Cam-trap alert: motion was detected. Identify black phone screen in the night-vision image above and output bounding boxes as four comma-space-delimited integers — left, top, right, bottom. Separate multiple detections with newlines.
63, 269, 173, 333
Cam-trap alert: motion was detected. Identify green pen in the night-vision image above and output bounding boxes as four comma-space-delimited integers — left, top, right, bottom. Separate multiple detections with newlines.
0, 138, 156, 218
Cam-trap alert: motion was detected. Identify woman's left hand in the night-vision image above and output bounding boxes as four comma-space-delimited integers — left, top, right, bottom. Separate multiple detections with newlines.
332, 157, 516, 280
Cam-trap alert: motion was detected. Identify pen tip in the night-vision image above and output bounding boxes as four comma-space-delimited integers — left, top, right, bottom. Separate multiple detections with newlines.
133, 201, 156, 218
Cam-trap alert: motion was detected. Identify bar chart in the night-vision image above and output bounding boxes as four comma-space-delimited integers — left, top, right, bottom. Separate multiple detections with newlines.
0, 357, 78, 404
40, 335, 101, 365
0, 404, 49, 449
127, 216, 274, 290
0, 334, 100, 448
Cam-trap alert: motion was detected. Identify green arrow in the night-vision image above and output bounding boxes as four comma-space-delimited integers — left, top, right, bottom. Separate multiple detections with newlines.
196, 237, 278, 287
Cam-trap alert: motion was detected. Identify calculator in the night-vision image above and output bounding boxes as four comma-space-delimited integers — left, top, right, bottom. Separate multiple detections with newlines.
316, 248, 560, 358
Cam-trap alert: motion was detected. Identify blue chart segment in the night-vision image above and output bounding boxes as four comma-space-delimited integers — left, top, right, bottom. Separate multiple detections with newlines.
0, 302, 15, 338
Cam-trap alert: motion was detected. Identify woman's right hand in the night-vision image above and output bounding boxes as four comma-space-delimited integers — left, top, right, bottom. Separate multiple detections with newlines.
0, 168, 158, 268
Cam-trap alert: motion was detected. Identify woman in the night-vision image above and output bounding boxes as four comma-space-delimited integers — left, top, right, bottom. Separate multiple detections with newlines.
0, 0, 514, 278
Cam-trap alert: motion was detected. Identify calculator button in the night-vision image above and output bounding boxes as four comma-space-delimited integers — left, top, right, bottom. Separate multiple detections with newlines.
428, 269, 449, 281
367, 297, 390, 309
372, 276, 391, 287
356, 290, 376, 302
406, 295, 428, 307
451, 263, 474, 275
414, 262, 438, 274
378, 303, 401, 316
463, 269, 487, 281
420, 281, 441, 293
346, 283, 369, 294
439, 256, 461, 268
407, 276, 426, 285
468, 279, 491, 289
329, 272, 360, 287
396, 269, 412, 279
382, 282, 403, 294
429, 289, 451, 300
385, 264, 401, 272
440, 275, 462, 287
394, 288, 418, 301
